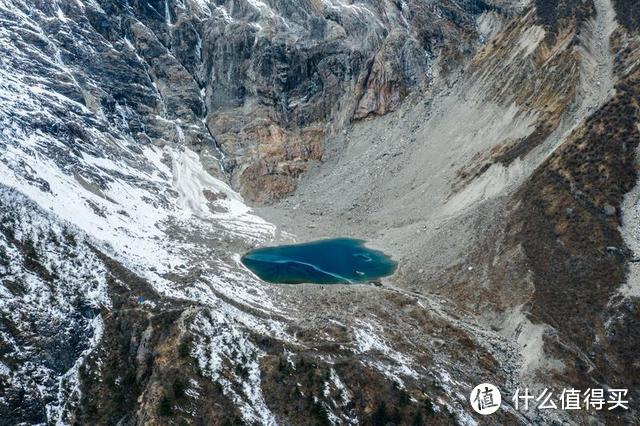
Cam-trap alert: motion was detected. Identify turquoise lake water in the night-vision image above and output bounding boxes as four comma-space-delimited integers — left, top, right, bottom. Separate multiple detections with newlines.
241, 238, 396, 284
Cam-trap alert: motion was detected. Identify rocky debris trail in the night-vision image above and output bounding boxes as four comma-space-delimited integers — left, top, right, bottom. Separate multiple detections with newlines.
442, 0, 619, 215
587, 0, 617, 104
620, 182, 640, 298
537, 0, 617, 148
608, 0, 640, 300
384, 283, 523, 386
514, 0, 618, 184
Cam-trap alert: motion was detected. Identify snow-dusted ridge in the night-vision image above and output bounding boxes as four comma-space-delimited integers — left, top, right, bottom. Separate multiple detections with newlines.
0, 0, 567, 423
0, 1, 294, 420
0, 90, 290, 422
0, 187, 111, 423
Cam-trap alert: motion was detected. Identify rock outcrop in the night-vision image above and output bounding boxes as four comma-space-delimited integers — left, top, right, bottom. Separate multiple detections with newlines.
80, 0, 491, 202
3, 0, 640, 424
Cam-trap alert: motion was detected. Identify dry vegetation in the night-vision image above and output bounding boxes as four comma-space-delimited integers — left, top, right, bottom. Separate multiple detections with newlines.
456, 0, 594, 188
509, 65, 640, 422
75, 252, 244, 425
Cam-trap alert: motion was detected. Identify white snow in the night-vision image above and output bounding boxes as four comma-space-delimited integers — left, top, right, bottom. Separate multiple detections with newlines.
353, 322, 419, 386
191, 310, 278, 425
0, 11, 285, 420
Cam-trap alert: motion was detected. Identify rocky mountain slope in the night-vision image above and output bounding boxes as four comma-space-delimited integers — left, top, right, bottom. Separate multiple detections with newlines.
260, 0, 640, 423
1, 0, 639, 425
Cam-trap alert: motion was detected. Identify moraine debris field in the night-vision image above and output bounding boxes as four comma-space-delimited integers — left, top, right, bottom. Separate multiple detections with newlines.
1, 0, 640, 424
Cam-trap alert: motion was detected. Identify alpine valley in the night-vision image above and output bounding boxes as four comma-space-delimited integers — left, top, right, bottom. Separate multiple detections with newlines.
1, 0, 639, 424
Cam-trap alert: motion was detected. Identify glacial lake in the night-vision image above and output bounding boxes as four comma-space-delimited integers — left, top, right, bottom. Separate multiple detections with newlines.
241, 238, 396, 284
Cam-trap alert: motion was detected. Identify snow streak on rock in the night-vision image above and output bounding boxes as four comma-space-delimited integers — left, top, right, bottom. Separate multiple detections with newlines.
0, 188, 109, 424
191, 310, 278, 425
0, 1, 293, 423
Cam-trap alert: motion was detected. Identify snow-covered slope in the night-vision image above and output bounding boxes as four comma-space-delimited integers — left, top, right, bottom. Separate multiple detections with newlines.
0, 0, 291, 422
0, 0, 512, 423
3, 0, 639, 424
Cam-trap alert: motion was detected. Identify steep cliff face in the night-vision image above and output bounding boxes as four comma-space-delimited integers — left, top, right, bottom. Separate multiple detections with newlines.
195, 0, 492, 201
0, 0, 521, 424
74, 0, 493, 202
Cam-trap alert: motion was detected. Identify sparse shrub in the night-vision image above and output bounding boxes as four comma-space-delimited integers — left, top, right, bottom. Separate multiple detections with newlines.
411, 410, 423, 426
22, 238, 52, 282
62, 228, 77, 247
312, 402, 331, 426
277, 355, 288, 373
398, 388, 410, 406
122, 368, 136, 387
372, 401, 389, 426
48, 230, 58, 245
424, 398, 435, 416
50, 264, 60, 281
173, 378, 186, 399
158, 395, 173, 417
2, 223, 15, 241
0, 246, 8, 268
178, 339, 191, 358
235, 363, 249, 379
23, 238, 38, 260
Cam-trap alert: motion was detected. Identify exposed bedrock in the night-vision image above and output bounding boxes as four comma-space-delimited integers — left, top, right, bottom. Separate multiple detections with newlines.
4, 0, 640, 424
259, 0, 640, 423
78, 0, 501, 202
